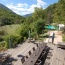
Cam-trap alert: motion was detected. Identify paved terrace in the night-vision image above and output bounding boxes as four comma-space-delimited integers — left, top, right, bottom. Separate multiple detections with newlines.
44, 31, 62, 44
44, 43, 65, 65
0, 42, 38, 65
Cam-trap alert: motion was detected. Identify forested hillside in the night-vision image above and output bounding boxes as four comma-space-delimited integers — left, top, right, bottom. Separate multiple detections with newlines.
0, 3, 25, 25
53, 0, 65, 24
44, 0, 65, 24
0, 3, 15, 13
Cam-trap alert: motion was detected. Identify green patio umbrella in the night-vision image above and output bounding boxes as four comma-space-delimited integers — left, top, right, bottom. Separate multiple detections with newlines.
45, 25, 56, 30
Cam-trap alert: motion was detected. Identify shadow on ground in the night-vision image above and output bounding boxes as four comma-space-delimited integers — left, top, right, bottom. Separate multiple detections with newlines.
2, 54, 25, 65
2, 57, 17, 65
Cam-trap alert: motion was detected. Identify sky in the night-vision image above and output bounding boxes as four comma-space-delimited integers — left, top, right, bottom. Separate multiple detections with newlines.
0, 0, 58, 15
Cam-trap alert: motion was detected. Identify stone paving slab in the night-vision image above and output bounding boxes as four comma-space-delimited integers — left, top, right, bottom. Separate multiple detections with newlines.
45, 44, 65, 65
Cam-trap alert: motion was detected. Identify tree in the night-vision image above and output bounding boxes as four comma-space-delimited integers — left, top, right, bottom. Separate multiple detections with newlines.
34, 18, 46, 35
20, 24, 29, 39
44, 4, 57, 24
1, 17, 12, 25
32, 7, 45, 21
52, 0, 65, 24
25, 16, 33, 24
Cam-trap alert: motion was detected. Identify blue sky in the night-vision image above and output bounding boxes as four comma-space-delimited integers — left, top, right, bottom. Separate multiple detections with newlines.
0, 0, 58, 15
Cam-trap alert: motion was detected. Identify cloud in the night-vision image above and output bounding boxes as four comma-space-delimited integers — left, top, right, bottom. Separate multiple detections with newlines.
37, 0, 47, 7
6, 0, 47, 15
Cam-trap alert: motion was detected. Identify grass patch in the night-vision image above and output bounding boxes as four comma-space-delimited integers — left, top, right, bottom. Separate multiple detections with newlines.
0, 24, 22, 48
0, 24, 21, 35
39, 33, 49, 38
62, 34, 65, 42
38, 33, 49, 41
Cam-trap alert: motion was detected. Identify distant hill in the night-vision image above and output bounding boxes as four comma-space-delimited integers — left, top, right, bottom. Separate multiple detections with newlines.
0, 3, 15, 14
24, 13, 32, 17
0, 3, 24, 25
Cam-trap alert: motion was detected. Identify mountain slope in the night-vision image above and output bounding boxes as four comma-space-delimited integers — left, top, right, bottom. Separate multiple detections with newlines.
0, 3, 24, 25
0, 3, 16, 14
24, 13, 32, 17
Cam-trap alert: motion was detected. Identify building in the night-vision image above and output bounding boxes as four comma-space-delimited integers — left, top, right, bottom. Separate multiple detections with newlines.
58, 24, 65, 30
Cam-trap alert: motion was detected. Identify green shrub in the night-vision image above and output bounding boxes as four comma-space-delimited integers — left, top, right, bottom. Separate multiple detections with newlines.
62, 35, 65, 42
31, 31, 37, 39
43, 29, 48, 33
0, 41, 7, 48
62, 27, 65, 33
4, 35, 24, 48
0, 30, 6, 35
4, 35, 10, 43
20, 24, 29, 39
0, 36, 4, 42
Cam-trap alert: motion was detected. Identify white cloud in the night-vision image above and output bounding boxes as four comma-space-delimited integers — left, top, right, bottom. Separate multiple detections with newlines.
37, 0, 47, 7
6, 0, 47, 15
